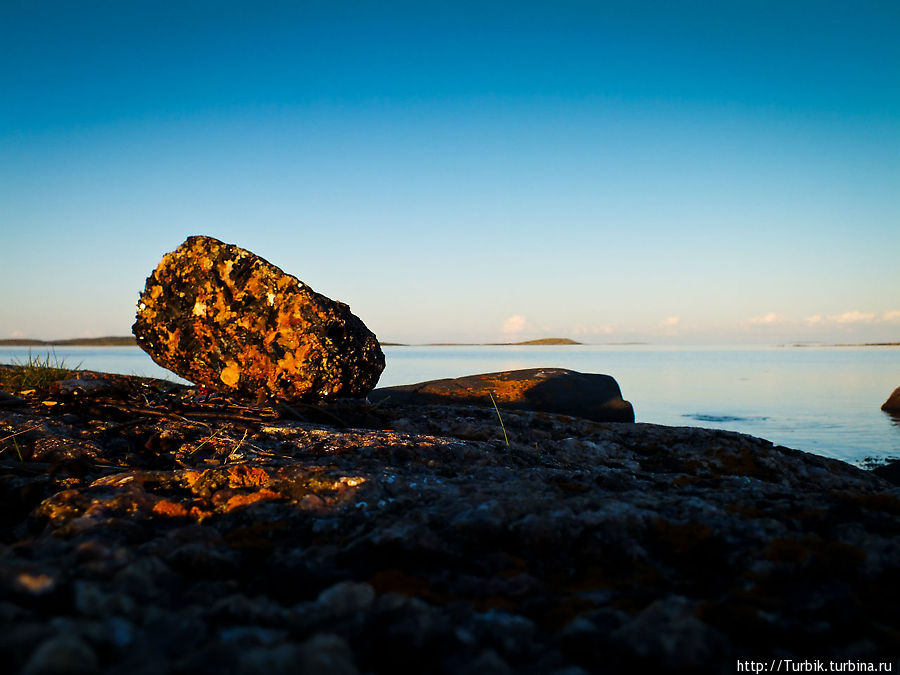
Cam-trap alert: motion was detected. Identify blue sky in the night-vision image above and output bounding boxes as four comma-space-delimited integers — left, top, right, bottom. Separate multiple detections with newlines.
2, 0, 898, 344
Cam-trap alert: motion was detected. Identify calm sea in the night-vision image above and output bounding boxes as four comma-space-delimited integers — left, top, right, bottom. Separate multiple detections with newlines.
2, 344, 898, 466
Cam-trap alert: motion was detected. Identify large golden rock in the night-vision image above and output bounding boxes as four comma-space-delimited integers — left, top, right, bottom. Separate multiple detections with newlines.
133, 236, 384, 401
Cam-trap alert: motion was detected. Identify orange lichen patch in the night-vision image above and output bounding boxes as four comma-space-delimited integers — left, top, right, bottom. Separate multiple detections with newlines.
216, 258, 234, 279
152, 499, 190, 517
34, 489, 91, 523
220, 363, 241, 387
16, 573, 55, 593
212, 293, 230, 319
276, 347, 304, 374
463, 373, 538, 403
180, 470, 206, 490
275, 332, 299, 350
222, 489, 283, 512
245, 273, 264, 297
210, 489, 239, 507
81, 488, 165, 519
188, 505, 211, 519
225, 464, 273, 488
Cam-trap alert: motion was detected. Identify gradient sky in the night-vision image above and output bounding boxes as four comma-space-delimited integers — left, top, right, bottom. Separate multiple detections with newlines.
2, 0, 898, 344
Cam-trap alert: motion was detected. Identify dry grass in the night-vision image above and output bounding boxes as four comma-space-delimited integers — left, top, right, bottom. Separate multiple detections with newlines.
0, 351, 80, 392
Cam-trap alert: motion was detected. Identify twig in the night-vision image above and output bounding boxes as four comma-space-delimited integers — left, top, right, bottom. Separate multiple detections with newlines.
190, 428, 223, 455
226, 429, 249, 463
0, 425, 42, 444
102, 403, 265, 425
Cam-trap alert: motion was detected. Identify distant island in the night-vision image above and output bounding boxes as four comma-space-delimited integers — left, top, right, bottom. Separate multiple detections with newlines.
786, 342, 900, 348
500, 337, 582, 345
422, 337, 583, 346
0, 336, 137, 347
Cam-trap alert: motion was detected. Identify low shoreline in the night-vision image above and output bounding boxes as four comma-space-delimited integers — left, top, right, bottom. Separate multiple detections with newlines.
3, 336, 897, 348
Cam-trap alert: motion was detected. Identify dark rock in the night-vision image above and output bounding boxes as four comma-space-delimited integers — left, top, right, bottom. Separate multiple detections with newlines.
368, 368, 634, 423
132, 235, 384, 401
882, 386, 900, 412
870, 459, 900, 486
49, 378, 110, 398
0, 389, 26, 407
2, 364, 900, 673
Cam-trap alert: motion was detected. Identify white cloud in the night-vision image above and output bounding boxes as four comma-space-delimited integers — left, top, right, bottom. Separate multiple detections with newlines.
805, 315, 824, 325
882, 310, 900, 322
502, 315, 527, 334
748, 312, 784, 325
572, 323, 615, 336
659, 316, 681, 336
830, 310, 876, 324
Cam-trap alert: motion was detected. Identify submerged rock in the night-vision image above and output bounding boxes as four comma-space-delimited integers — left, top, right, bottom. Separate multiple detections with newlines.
132, 235, 384, 401
882, 386, 900, 412
368, 368, 634, 423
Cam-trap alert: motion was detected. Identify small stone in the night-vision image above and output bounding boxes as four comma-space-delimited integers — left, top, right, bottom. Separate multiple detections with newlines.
0, 389, 26, 406
73, 581, 136, 618
132, 235, 384, 401
50, 379, 110, 397
609, 595, 727, 668
296, 633, 359, 675
22, 634, 99, 675
316, 581, 376, 617
368, 368, 634, 423
465, 648, 512, 675
881, 386, 900, 412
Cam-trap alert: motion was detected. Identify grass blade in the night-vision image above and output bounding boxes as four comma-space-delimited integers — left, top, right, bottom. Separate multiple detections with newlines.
488, 392, 510, 447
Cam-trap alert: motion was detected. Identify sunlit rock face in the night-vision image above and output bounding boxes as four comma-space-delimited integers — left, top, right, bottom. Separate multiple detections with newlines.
369, 368, 635, 423
132, 235, 384, 401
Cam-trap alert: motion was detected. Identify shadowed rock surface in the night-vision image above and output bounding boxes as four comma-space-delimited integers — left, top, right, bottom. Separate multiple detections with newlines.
369, 368, 635, 423
0, 365, 898, 674
882, 386, 900, 412
132, 235, 384, 402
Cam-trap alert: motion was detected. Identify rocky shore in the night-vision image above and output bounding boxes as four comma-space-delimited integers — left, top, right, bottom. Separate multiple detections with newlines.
1, 366, 899, 674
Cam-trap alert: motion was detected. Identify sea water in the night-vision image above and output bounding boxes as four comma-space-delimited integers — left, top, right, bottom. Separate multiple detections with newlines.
2, 344, 898, 466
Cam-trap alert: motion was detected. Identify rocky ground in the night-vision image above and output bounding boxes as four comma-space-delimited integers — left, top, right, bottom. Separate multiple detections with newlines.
1, 366, 899, 674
